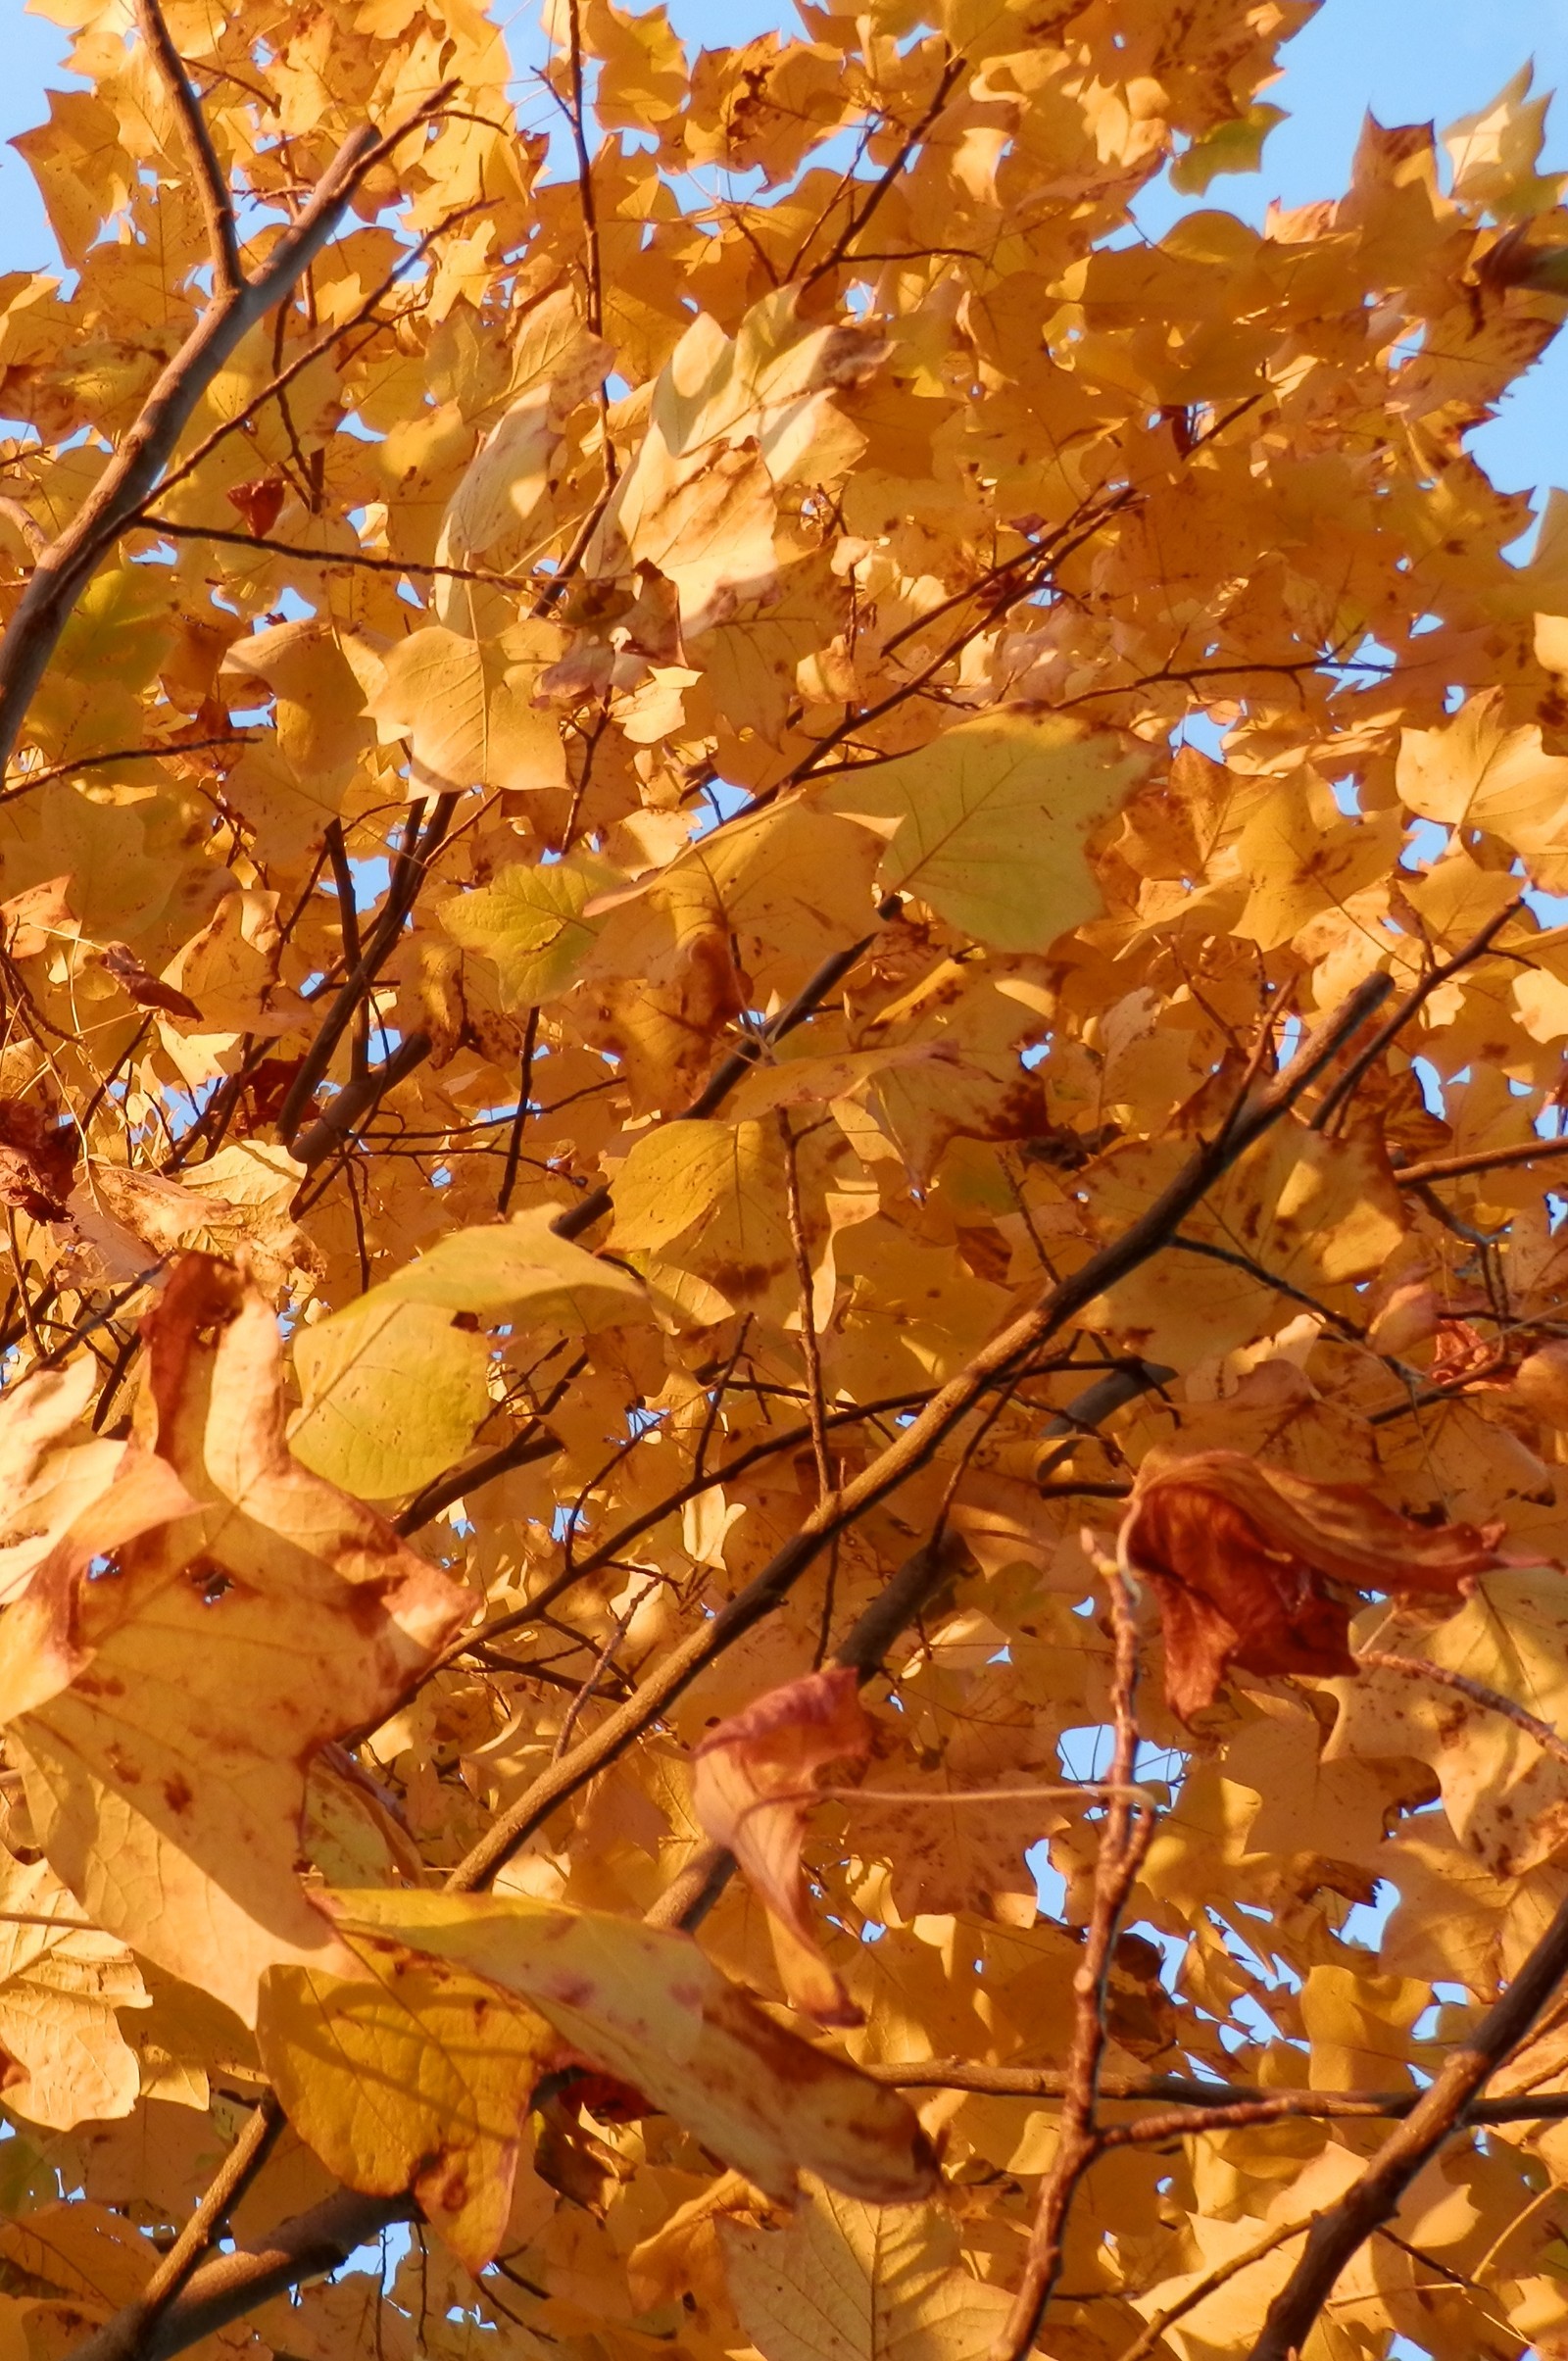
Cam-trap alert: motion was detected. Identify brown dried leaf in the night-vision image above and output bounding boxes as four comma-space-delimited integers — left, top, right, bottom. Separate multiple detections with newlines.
1122, 1450, 1514, 1718
692, 1664, 873, 2026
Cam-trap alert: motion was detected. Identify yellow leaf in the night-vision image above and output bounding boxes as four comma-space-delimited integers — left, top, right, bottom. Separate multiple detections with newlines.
824, 711, 1151, 952
371, 1205, 650, 1329
290, 1298, 492, 1502
608, 1118, 795, 1310
367, 624, 566, 796
0, 1256, 467, 2024
719, 2173, 1010, 2361
1397, 687, 1568, 857
0, 1853, 146, 2131
324, 1889, 937, 2206
259, 1941, 556, 2271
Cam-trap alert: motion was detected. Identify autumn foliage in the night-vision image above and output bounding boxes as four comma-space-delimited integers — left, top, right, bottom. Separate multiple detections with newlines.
4, 1, 1568, 2358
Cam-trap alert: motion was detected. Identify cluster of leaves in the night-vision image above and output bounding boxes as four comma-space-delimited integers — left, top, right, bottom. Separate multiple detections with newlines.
3, 0, 1568, 2358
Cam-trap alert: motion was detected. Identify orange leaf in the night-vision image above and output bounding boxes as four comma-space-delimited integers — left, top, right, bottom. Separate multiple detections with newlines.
1121, 1451, 1513, 1720
692, 1664, 872, 2025
226, 475, 286, 538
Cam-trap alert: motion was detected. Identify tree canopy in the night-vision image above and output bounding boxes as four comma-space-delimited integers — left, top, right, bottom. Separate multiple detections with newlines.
1, 4, 1568, 2360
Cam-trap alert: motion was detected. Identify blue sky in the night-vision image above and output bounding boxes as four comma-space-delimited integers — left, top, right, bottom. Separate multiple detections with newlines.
1, 0, 1564, 519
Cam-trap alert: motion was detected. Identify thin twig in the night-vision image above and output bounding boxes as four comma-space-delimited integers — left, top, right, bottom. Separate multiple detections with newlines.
551, 901, 900, 1241
1394, 1133, 1568, 1189
1310, 897, 1525, 1134
992, 1560, 1153, 2361
1117, 2211, 1328, 2361
497, 1008, 541, 1214
778, 1110, 832, 1503
1356, 1649, 1568, 1773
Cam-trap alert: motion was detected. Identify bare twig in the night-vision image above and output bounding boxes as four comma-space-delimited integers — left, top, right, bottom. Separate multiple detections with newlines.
798, 52, 968, 288
497, 1008, 541, 1214
858, 2061, 1568, 2124
550, 900, 901, 1241
133, 0, 242, 290
1356, 1649, 1568, 1774
992, 1560, 1153, 2361
1117, 2211, 1328, 2361
395, 1350, 590, 1536
1393, 1134, 1568, 1189
778, 1110, 832, 1503
1310, 898, 1524, 1134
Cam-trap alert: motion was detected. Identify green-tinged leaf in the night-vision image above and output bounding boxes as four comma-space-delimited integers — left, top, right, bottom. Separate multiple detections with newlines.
371, 1205, 649, 1328
439, 855, 614, 1008
290, 1299, 492, 1502
1170, 104, 1286, 195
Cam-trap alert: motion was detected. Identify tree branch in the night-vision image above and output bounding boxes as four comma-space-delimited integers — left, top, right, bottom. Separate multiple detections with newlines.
133, 0, 243, 292
279, 793, 458, 1153
992, 1558, 1152, 2361
70, 2189, 412, 2361
68, 2095, 283, 2361
1394, 1133, 1568, 1189
1250, 1881, 1568, 2361
0, 88, 454, 774
446, 976, 1390, 1893
290, 1030, 433, 1170
858, 2061, 1568, 2124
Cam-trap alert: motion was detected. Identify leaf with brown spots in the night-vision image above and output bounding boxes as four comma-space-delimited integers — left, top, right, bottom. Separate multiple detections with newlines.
319, 1890, 937, 2213
0, 1254, 468, 2024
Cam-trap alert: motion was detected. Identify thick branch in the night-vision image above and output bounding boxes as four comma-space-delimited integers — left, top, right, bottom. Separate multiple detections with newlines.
1250, 1882, 1568, 2361
291, 1030, 433, 1170
69, 2096, 282, 2361
70, 2189, 411, 2361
